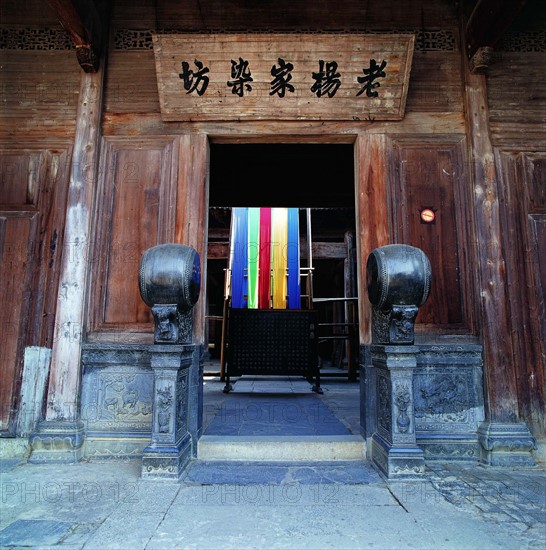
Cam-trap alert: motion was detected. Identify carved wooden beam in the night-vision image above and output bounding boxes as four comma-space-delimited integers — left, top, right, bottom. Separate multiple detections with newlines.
465, 0, 527, 73
47, 0, 107, 72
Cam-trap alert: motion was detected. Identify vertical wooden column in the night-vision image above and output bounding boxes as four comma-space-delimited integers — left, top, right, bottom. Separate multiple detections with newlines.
355, 133, 389, 447
29, 66, 105, 462
176, 134, 209, 453
355, 133, 389, 345
463, 67, 536, 466
176, 134, 210, 346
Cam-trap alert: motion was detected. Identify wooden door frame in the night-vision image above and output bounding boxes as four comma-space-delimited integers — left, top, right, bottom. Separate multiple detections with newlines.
203, 131, 387, 349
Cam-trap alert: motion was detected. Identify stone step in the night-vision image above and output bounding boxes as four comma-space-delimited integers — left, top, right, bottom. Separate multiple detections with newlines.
197, 435, 366, 461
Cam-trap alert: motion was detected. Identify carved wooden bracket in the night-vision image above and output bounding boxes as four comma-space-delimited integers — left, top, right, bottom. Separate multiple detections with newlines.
469, 46, 495, 74
465, 0, 527, 73
47, 0, 109, 72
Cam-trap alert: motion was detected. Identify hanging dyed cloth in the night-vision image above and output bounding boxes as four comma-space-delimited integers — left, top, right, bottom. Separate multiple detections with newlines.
229, 207, 248, 308
258, 207, 272, 309
247, 207, 260, 309
271, 207, 288, 309
287, 207, 301, 309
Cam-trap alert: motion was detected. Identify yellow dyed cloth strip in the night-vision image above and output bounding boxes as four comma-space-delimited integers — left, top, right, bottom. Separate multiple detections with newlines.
271, 207, 288, 309
247, 207, 260, 309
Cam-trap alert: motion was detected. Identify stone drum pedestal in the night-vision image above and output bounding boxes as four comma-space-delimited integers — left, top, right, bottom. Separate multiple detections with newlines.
366, 244, 431, 479
138, 243, 201, 480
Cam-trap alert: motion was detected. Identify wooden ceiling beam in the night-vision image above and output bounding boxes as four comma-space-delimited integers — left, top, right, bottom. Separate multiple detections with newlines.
47, 0, 107, 72
465, 0, 527, 72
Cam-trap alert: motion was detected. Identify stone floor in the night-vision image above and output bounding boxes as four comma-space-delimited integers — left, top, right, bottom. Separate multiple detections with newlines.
1, 456, 544, 549
1, 371, 545, 549
202, 366, 362, 437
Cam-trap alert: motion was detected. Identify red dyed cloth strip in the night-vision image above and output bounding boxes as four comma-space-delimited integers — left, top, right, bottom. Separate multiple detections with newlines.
258, 207, 272, 309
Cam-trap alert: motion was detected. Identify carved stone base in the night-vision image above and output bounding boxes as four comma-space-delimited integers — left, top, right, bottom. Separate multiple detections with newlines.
369, 345, 425, 478
29, 420, 85, 463
84, 436, 150, 460
372, 306, 419, 345
478, 422, 537, 467
372, 433, 425, 478
141, 433, 192, 479
188, 345, 204, 458
140, 344, 194, 480
417, 435, 480, 461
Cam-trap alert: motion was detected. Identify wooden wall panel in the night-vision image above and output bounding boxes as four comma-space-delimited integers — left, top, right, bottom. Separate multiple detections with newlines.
103, 50, 463, 121
405, 52, 462, 113
0, 214, 37, 433
27, 149, 71, 348
389, 136, 474, 332
488, 53, 546, 148
103, 51, 160, 114
0, 0, 60, 25
0, 146, 70, 433
0, 52, 80, 142
497, 150, 546, 436
89, 137, 178, 339
0, 151, 42, 206
529, 214, 546, 358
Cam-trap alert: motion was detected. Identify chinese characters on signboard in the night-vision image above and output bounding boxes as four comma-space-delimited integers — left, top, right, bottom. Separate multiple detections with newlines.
179, 57, 387, 98
153, 34, 414, 121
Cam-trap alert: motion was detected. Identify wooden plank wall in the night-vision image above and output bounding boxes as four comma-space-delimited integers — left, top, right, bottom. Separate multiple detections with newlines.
488, 57, 546, 435
96, 0, 468, 347
0, 149, 71, 433
0, 1, 76, 433
389, 136, 475, 333
486, 1, 546, 435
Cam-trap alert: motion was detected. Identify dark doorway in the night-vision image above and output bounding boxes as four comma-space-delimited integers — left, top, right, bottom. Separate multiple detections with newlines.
206, 143, 357, 370
209, 143, 354, 208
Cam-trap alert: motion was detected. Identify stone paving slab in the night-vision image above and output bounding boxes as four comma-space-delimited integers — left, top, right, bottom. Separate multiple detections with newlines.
0, 519, 72, 547
0, 457, 545, 549
183, 460, 382, 485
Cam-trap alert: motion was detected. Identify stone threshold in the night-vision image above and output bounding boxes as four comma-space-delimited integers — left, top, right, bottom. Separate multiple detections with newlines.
198, 434, 366, 461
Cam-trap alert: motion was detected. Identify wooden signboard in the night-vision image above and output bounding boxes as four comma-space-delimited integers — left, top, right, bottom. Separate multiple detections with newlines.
152, 33, 415, 122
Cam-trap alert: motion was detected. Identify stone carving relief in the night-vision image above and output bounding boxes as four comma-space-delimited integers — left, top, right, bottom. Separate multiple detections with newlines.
377, 375, 391, 434
414, 373, 470, 426
82, 368, 153, 432
394, 384, 411, 434
157, 386, 173, 434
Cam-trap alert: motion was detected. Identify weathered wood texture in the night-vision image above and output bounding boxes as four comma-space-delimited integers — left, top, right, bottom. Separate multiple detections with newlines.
45, 66, 105, 422
152, 33, 414, 121
0, 52, 80, 142
88, 136, 178, 340
0, 148, 70, 434
103, 50, 463, 128
389, 136, 475, 332
487, 53, 546, 148
0, 213, 37, 433
497, 150, 546, 436
482, 2, 546, 435
463, 69, 519, 424
176, 135, 210, 345
88, 134, 209, 346
0, 0, 60, 25
355, 134, 389, 344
